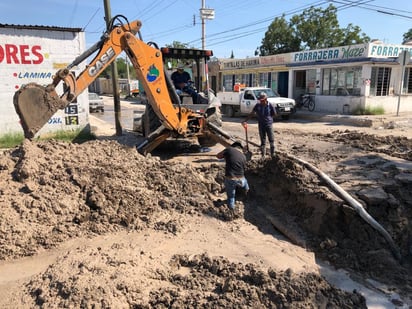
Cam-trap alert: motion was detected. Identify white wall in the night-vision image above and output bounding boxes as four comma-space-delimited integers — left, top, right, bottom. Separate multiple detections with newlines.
0, 27, 88, 137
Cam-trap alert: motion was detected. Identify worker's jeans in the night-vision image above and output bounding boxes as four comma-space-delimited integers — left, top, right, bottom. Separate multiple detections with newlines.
258, 124, 275, 156
175, 87, 199, 103
225, 177, 249, 210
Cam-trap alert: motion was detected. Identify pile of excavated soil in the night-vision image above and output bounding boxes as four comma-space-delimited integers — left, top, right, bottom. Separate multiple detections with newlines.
0, 139, 370, 308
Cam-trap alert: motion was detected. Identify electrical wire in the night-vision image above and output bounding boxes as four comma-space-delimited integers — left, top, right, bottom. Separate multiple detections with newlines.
68, 0, 79, 28
185, 0, 330, 47
82, 8, 100, 32
331, 0, 412, 19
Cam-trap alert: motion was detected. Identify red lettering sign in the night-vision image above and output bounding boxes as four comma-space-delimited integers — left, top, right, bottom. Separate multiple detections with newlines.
0, 44, 43, 64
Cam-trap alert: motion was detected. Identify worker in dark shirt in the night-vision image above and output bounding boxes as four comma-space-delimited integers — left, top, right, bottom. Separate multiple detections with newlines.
170, 64, 199, 103
216, 141, 249, 212
242, 92, 276, 157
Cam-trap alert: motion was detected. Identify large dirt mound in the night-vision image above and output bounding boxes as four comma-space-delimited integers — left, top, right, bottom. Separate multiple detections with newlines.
0, 139, 368, 308
0, 140, 217, 260
21, 252, 365, 308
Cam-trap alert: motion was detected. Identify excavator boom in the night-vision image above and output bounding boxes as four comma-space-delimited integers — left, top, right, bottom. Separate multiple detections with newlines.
14, 17, 142, 138
13, 16, 233, 153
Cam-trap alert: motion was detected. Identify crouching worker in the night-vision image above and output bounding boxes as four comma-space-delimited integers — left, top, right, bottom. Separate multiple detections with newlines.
216, 141, 249, 212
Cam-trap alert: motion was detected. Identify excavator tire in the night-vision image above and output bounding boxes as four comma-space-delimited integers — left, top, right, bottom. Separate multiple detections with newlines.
142, 103, 161, 137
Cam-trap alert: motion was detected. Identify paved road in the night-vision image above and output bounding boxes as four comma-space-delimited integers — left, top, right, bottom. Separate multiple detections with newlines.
90, 96, 145, 131
90, 95, 412, 141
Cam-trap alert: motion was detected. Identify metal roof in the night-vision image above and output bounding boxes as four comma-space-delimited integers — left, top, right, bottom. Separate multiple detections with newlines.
0, 23, 82, 32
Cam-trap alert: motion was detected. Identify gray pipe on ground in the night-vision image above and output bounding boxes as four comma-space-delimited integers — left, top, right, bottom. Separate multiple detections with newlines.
284, 152, 401, 261
226, 133, 401, 260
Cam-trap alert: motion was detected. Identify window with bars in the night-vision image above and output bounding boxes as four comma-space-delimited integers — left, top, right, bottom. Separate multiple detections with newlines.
222, 75, 234, 91
370, 67, 391, 96
403, 68, 412, 94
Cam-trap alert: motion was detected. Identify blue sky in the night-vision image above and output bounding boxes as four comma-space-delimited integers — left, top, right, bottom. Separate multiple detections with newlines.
1, 0, 411, 58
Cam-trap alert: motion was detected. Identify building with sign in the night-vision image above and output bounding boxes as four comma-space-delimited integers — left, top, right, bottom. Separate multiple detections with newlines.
216, 42, 412, 114
0, 24, 89, 137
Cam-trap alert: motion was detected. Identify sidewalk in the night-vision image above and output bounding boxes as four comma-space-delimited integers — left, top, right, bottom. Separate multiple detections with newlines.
293, 110, 412, 129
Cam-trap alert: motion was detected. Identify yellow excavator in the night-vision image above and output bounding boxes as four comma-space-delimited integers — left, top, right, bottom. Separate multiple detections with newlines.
13, 15, 232, 155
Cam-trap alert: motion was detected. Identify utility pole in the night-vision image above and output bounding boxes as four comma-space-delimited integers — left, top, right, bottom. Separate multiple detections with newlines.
125, 54, 130, 96
199, 1, 214, 91
201, 0, 206, 49
396, 50, 410, 116
199, 1, 215, 49
103, 0, 122, 136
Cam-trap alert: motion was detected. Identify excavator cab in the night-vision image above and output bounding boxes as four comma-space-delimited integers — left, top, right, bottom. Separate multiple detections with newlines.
134, 46, 223, 150
161, 47, 214, 105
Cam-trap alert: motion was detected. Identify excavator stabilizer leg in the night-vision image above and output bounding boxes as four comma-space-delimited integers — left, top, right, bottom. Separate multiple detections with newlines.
13, 83, 68, 138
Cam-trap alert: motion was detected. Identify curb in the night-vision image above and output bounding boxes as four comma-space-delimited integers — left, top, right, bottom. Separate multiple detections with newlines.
293, 111, 412, 128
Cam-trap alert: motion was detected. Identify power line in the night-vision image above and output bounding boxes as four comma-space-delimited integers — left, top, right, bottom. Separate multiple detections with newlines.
68, 0, 79, 28
331, 0, 412, 19
185, 0, 330, 47
82, 8, 101, 32
138, 0, 168, 18
143, 0, 179, 22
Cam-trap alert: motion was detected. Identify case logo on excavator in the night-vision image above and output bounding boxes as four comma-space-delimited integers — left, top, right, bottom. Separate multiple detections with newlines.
88, 47, 116, 77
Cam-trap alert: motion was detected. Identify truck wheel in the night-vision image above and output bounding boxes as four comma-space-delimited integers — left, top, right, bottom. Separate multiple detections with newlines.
142, 104, 161, 137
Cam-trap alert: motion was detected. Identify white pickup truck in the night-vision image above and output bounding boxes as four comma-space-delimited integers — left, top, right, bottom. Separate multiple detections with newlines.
217, 87, 296, 120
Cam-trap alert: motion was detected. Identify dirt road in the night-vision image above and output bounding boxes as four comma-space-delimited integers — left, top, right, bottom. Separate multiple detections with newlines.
0, 109, 411, 308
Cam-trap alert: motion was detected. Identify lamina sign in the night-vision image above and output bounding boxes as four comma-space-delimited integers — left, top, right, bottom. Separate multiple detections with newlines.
0, 44, 43, 64
17, 72, 52, 79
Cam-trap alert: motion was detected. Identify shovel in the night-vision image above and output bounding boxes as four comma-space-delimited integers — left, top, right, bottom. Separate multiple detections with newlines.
243, 123, 252, 160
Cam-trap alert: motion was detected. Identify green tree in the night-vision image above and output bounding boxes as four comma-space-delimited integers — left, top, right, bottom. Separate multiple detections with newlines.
116, 58, 127, 79
291, 5, 343, 49
100, 57, 136, 80
259, 15, 300, 56
165, 41, 190, 49
339, 24, 369, 46
164, 41, 192, 68
258, 4, 369, 55
403, 28, 412, 44
230, 50, 235, 58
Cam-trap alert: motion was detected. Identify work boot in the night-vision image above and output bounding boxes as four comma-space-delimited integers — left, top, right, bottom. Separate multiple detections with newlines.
270, 146, 275, 158
227, 207, 236, 221
260, 146, 265, 158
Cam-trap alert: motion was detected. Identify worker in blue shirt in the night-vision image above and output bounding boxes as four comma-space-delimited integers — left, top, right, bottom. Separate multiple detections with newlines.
242, 92, 276, 157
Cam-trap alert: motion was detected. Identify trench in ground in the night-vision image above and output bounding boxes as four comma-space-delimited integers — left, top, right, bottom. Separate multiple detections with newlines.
198, 153, 412, 300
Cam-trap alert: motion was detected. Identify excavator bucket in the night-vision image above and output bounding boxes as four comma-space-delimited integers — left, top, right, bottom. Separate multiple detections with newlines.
14, 83, 68, 138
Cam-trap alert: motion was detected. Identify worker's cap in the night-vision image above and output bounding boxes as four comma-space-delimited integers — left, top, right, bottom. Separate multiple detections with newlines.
258, 92, 267, 100
231, 141, 243, 149
177, 63, 185, 70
